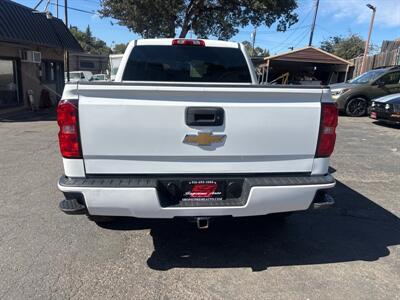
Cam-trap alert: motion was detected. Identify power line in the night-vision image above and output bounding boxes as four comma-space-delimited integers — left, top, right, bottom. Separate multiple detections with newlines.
49, 2, 96, 15
77, 0, 100, 4
80, 0, 99, 3
241, 25, 312, 35
271, 7, 314, 53
276, 26, 310, 51
33, 0, 45, 10
315, 24, 335, 35
268, 25, 310, 53
293, 27, 312, 48
259, 40, 307, 46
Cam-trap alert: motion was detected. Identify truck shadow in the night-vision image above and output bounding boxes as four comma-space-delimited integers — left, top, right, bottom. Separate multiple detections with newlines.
100, 180, 400, 271
0, 109, 56, 122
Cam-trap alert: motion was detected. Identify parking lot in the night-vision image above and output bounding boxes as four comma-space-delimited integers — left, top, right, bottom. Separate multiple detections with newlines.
0, 111, 399, 299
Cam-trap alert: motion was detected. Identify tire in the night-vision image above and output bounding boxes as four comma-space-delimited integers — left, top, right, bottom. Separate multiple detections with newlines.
345, 97, 367, 117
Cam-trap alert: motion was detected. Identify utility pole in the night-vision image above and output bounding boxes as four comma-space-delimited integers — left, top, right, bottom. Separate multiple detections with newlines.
56, 0, 59, 17
360, 4, 376, 74
251, 28, 257, 56
308, 0, 320, 46
64, 0, 70, 82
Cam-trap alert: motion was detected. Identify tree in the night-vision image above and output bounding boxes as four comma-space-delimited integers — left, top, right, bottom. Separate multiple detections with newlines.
113, 43, 128, 54
320, 34, 366, 60
100, 0, 298, 40
242, 40, 270, 57
84, 25, 93, 46
70, 25, 112, 55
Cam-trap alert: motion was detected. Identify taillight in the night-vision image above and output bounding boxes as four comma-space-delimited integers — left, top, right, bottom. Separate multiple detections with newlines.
316, 103, 338, 158
172, 39, 205, 46
57, 99, 82, 158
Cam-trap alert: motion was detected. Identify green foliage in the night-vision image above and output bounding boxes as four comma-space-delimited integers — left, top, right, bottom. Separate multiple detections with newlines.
113, 43, 128, 54
100, 0, 298, 39
70, 25, 112, 55
242, 40, 270, 57
320, 34, 366, 60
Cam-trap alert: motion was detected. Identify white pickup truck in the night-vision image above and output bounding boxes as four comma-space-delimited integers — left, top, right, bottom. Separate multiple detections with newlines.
57, 38, 337, 228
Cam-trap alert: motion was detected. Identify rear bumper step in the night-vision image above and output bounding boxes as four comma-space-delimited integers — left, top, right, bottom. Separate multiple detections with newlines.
58, 174, 335, 218
59, 174, 335, 188
311, 191, 335, 209
59, 198, 86, 215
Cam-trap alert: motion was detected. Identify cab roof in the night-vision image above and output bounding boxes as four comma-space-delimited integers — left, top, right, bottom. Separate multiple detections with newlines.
133, 38, 240, 49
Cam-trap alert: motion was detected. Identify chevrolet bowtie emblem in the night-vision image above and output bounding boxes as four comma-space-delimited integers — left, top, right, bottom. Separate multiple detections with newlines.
183, 132, 226, 146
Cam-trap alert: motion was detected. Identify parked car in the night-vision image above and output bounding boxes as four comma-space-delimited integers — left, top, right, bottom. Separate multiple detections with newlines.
91, 74, 107, 81
330, 66, 400, 117
57, 38, 337, 228
65, 71, 93, 83
370, 93, 400, 125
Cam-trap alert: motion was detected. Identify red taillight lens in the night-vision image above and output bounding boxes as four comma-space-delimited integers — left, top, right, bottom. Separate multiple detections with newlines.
172, 39, 205, 46
316, 103, 338, 158
57, 99, 81, 158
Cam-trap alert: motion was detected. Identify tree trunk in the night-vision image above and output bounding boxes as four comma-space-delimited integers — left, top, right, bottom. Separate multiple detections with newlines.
179, 26, 189, 38
179, 0, 197, 38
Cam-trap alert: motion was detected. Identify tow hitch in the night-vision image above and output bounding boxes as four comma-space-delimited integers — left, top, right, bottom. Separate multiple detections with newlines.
196, 217, 210, 229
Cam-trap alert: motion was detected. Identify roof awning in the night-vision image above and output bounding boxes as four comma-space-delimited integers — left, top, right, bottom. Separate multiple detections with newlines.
0, 0, 82, 52
260, 46, 352, 67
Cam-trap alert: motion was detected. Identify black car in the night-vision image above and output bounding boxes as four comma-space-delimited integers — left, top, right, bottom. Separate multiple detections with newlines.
370, 93, 400, 125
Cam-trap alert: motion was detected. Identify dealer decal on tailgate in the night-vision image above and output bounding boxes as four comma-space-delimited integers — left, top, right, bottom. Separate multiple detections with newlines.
182, 180, 225, 201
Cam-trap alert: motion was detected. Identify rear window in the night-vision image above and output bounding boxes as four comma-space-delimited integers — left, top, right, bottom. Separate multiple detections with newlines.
122, 45, 251, 83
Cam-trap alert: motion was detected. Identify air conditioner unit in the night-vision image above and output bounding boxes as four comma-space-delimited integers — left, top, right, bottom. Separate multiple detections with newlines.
21, 50, 41, 64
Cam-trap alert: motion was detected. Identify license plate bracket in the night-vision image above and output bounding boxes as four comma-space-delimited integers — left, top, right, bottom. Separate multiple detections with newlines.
181, 180, 225, 201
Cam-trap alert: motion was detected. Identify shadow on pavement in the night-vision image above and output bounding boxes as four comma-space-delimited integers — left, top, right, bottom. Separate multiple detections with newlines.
372, 120, 400, 129
99, 180, 400, 271
0, 109, 56, 122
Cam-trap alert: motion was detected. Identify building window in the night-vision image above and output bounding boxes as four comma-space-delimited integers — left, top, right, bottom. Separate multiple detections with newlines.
80, 60, 95, 69
0, 59, 20, 108
41, 61, 57, 83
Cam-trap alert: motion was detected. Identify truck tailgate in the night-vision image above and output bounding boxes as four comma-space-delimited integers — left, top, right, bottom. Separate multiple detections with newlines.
77, 84, 323, 174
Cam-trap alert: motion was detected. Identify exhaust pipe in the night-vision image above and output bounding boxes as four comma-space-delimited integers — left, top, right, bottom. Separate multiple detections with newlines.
196, 217, 210, 229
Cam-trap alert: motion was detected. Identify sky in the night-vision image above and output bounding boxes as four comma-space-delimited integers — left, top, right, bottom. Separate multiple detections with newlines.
15, 0, 400, 54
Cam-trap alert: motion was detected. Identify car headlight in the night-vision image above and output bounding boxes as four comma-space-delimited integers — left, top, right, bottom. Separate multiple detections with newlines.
385, 104, 390, 110
371, 101, 375, 107
331, 88, 349, 96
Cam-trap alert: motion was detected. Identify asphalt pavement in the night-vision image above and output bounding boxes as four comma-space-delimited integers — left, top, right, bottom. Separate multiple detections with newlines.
0, 110, 399, 299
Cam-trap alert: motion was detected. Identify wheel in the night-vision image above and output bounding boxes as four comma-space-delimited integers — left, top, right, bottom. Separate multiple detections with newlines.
345, 97, 367, 117
87, 215, 116, 224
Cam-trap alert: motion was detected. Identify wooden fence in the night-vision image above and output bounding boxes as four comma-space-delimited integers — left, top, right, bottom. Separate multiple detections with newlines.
350, 48, 400, 78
